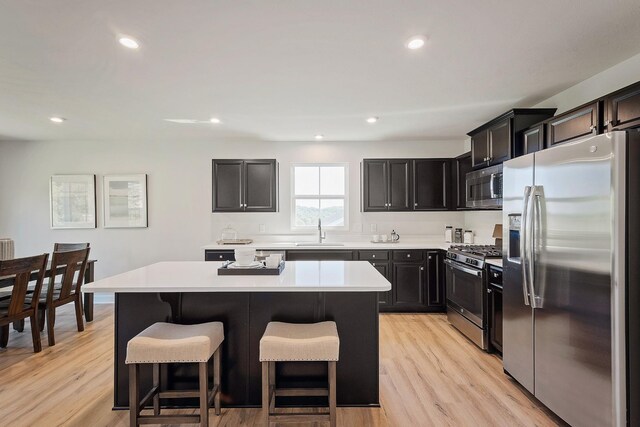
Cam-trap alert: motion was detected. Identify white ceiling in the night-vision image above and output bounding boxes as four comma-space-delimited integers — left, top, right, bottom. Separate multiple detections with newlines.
1, 0, 640, 142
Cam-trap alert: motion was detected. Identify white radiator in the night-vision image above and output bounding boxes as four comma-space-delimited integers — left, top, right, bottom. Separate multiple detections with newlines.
0, 238, 15, 260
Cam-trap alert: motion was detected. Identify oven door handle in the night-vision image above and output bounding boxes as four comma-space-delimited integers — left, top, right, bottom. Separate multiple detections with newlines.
444, 259, 482, 277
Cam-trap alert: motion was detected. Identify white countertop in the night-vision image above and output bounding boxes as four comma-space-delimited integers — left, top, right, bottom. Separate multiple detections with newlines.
83, 261, 392, 293
486, 259, 503, 268
203, 240, 453, 251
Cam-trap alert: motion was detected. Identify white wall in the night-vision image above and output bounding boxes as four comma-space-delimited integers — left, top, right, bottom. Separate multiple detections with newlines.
465, 51, 640, 243
534, 51, 640, 113
0, 138, 466, 280
3, 51, 640, 282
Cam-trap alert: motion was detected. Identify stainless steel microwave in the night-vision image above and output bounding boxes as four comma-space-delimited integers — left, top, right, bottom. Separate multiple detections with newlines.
466, 164, 503, 209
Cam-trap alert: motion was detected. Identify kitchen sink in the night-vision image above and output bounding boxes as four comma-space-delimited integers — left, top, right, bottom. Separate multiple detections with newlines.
295, 242, 345, 247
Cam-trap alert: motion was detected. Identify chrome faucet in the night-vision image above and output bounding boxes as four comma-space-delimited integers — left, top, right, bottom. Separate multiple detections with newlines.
318, 218, 326, 244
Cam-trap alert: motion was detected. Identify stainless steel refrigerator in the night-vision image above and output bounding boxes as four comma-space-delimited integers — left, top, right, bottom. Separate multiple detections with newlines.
502, 130, 639, 427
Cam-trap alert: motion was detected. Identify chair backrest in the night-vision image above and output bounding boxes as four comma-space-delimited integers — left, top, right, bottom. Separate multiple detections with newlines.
0, 253, 49, 319
53, 242, 90, 252
47, 248, 90, 302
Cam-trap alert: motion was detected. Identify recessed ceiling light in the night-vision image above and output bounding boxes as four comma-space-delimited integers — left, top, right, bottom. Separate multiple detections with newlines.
366, 116, 378, 124
164, 119, 200, 124
118, 37, 139, 49
315, 134, 324, 140
49, 117, 65, 123
210, 117, 222, 124
406, 35, 426, 50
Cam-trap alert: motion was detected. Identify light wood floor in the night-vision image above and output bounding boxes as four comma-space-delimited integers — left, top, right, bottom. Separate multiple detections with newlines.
0, 304, 563, 427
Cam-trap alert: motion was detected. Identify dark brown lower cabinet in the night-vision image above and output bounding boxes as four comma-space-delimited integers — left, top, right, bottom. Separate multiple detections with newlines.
392, 262, 425, 309
205, 250, 236, 261
488, 265, 503, 354
285, 250, 355, 261
425, 251, 445, 308
371, 262, 392, 306
383, 249, 446, 313
204, 249, 446, 313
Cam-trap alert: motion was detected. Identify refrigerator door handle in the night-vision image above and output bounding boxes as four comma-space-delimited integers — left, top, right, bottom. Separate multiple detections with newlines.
530, 187, 544, 309
520, 186, 532, 305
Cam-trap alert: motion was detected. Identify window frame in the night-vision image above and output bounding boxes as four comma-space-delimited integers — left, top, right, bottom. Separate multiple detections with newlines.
290, 163, 349, 231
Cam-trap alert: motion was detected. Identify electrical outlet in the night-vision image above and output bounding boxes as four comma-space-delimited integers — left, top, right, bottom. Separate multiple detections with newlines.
370, 223, 377, 232
259, 224, 266, 233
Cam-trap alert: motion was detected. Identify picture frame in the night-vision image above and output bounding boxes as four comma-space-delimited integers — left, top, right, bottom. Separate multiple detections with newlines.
103, 174, 148, 228
49, 174, 97, 229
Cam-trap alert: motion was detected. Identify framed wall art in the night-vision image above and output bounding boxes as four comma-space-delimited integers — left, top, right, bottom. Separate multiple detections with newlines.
103, 174, 148, 228
49, 174, 97, 229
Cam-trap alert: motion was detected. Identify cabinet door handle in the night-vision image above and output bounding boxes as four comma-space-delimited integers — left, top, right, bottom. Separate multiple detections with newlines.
372, 262, 376, 266
488, 289, 492, 294
428, 256, 432, 260
414, 203, 418, 207
407, 254, 411, 258
420, 266, 424, 271
372, 254, 376, 258
219, 255, 223, 259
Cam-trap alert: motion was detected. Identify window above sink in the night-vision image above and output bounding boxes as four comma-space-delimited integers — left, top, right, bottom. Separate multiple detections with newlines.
290, 163, 349, 231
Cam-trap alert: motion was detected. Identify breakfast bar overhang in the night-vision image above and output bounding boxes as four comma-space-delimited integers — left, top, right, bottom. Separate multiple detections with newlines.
83, 260, 391, 408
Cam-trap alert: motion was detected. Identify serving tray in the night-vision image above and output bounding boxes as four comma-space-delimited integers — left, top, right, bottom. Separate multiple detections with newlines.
215, 239, 253, 245
218, 261, 285, 275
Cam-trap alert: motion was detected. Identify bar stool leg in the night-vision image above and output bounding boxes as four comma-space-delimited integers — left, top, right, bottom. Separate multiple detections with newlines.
199, 361, 209, 427
268, 361, 275, 414
152, 363, 160, 415
129, 364, 140, 427
261, 362, 269, 426
213, 347, 221, 415
329, 361, 337, 427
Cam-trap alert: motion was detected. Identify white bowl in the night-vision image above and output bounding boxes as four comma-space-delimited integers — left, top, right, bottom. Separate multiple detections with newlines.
234, 249, 256, 266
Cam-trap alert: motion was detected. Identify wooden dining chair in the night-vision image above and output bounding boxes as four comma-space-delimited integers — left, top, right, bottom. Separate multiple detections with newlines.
13, 243, 91, 334
0, 253, 49, 352
54, 242, 90, 252
32, 248, 90, 346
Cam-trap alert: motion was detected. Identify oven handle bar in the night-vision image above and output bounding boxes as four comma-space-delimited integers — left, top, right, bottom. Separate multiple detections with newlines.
444, 259, 482, 277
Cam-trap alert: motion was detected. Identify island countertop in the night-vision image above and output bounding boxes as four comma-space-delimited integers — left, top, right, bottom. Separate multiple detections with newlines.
83, 260, 392, 293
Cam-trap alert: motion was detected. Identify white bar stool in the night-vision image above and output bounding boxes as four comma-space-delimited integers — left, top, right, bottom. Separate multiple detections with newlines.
260, 321, 340, 426
126, 321, 224, 426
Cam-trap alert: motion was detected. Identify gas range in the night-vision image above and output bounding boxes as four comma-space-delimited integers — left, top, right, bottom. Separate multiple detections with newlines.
446, 244, 502, 269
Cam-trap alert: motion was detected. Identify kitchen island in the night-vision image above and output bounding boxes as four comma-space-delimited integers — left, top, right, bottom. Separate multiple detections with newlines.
83, 260, 390, 409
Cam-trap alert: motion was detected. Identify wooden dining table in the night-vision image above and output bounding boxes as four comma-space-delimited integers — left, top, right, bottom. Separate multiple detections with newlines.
0, 259, 97, 322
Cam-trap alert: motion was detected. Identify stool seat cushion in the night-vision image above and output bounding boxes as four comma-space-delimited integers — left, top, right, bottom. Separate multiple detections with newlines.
126, 322, 224, 364
260, 321, 339, 362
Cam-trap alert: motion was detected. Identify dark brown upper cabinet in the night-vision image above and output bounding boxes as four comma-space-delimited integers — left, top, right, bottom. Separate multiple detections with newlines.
488, 119, 511, 164
520, 123, 545, 156
362, 160, 388, 211
212, 159, 278, 212
605, 81, 640, 131
470, 129, 489, 169
362, 159, 412, 211
451, 152, 472, 210
413, 159, 450, 210
468, 109, 556, 169
546, 101, 602, 147
388, 160, 413, 211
